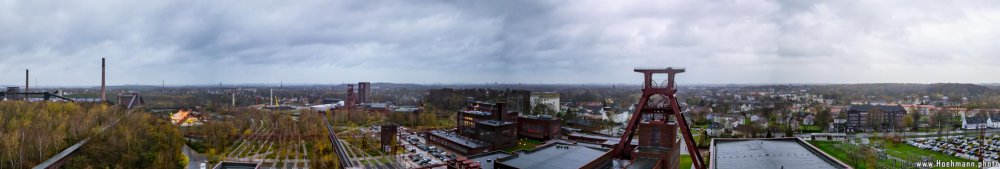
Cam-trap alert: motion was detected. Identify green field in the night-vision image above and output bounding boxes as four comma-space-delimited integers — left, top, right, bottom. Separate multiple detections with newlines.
504, 138, 543, 153
809, 140, 974, 169
808, 141, 853, 164
679, 155, 692, 169
799, 125, 823, 133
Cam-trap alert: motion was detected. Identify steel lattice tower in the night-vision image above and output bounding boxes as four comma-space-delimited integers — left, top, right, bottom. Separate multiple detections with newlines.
587, 67, 704, 169
344, 84, 358, 111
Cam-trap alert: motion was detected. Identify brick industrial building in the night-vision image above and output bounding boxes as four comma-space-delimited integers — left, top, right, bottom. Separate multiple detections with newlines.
380, 124, 398, 153
456, 101, 518, 150
517, 115, 561, 141
428, 100, 519, 155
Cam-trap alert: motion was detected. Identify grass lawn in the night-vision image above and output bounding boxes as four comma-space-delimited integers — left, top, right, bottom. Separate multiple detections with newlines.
694, 124, 708, 129
799, 125, 823, 133
504, 138, 543, 153
808, 141, 854, 166
809, 140, 974, 169
679, 155, 692, 169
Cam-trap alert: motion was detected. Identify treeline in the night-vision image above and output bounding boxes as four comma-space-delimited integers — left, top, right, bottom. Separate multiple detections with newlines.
424, 88, 511, 111
64, 112, 186, 168
0, 101, 184, 169
386, 105, 455, 128
810, 83, 996, 101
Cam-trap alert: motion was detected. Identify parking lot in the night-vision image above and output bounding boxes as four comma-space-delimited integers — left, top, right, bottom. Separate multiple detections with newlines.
397, 128, 457, 168
909, 136, 1000, 160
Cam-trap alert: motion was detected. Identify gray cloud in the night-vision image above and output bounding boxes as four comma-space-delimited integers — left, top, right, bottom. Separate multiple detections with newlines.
2, 0, 1000, 86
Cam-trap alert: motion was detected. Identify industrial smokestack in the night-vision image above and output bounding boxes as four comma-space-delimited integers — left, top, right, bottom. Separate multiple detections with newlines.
101, 58, 106, 103
25, 69, 28, 100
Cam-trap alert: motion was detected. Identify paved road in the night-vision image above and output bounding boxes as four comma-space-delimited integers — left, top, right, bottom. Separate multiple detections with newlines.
183, 144, 208, 169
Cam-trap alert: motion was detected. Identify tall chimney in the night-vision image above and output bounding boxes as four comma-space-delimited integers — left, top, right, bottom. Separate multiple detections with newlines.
25, 69, 29, 100
496, 102, 507, 121
101, 58, 106, 102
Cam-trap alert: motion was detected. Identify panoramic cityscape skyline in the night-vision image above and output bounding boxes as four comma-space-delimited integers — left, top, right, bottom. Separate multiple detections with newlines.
4, 0, 1000, 86
6, 1, 1000, 169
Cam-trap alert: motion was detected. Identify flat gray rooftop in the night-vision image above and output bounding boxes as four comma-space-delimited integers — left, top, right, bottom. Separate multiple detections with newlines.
431, 131, 489, 148
498, 143, 608, 169
463, 110, 492, 116
712, 139, 848, 169
478, 120, 514, 126
214, 161, 260, 169
469, 151, 512, 169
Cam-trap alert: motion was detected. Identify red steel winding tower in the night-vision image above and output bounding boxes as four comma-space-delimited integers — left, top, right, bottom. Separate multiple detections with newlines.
345, 84, 357, 110
585, 67, 704, 169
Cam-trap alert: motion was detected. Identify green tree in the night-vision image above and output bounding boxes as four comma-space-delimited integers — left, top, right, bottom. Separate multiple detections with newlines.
910, 110, 923, 131
815, 108, 831, 130
532, 103, 552, 116
930, 108, 950, 132
902, 115, 914, 131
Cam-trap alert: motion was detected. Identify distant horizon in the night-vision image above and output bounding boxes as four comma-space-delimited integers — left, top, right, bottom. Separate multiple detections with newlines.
6, 82, 1000, 89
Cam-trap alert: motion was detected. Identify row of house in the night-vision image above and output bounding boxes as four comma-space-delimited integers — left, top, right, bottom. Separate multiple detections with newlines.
960, 109, 1000, 129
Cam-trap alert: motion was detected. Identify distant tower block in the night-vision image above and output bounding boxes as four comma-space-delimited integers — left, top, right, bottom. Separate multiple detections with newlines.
358, 82, 371, 103
584, 67, 704, 169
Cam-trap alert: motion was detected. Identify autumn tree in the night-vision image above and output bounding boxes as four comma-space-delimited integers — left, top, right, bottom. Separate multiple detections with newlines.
910, 110, 923, 131
815, 108, 831, 130
902, 115, 914, 132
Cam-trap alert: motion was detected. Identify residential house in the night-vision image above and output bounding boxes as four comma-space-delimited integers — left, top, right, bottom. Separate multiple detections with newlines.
961, 113, 988, 130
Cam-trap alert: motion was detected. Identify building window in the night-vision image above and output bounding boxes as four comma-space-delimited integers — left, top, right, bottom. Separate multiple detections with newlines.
651, 127, 660, 145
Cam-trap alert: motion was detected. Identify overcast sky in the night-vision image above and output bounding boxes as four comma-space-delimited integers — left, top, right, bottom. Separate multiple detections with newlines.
3, 0, 1000, 86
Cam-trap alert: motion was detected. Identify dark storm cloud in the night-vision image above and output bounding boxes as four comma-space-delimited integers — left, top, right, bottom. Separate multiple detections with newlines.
2, 0, 1000, 86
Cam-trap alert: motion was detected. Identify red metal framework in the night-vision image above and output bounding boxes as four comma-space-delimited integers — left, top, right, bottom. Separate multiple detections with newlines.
591, 67, 704, 169
346, 84, 357, 109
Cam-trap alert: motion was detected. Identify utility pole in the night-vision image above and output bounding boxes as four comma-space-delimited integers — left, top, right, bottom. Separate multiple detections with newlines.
980, 125, 986, 162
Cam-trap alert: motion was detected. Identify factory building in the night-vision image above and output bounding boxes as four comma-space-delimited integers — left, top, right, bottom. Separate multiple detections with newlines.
429, 100, 519, 155
517, 115, 561, 141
